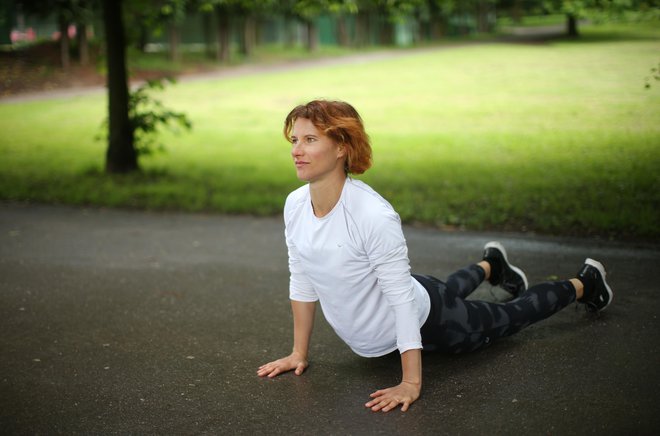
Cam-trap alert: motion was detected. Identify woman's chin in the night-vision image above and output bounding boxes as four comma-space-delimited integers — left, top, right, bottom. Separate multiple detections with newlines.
296, 170, 312, 182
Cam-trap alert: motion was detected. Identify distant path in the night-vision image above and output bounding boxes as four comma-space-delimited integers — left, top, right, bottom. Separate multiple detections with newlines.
0, 26, 568, 104
0, 46, 470, 104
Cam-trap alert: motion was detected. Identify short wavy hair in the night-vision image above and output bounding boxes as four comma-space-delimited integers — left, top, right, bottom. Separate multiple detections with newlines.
283, 99, 372, 175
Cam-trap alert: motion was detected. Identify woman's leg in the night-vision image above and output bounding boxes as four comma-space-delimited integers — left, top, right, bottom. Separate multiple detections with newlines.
420, 249, 613, 353
421, 279, 578, 353
441, 240, 528, 300
444, 264, 487, 300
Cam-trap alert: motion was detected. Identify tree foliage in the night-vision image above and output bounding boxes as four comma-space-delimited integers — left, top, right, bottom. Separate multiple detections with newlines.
126, 78, 193, 157
97, 78, 193, 158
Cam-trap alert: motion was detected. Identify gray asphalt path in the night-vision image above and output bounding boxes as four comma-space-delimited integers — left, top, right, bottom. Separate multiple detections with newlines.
1, 203, 658, 435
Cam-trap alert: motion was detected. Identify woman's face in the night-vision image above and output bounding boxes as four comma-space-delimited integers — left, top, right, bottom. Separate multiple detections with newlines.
290, 118, 345, 183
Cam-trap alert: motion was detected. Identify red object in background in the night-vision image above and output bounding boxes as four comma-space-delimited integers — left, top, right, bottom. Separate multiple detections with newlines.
10, 27, 37, 43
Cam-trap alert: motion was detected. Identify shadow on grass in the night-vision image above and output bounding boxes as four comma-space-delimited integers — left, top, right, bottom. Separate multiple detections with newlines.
69, 165, 290, 216
563, 32, 660, 44
497, 20, 659, 46
82, 165, 174, 181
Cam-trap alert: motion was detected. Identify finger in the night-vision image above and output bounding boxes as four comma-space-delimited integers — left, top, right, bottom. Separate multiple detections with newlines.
400, 401, 410, 412
258, 362, 278, 373
367, 398, 382, 411
257, 368, 273, 377
369, 402, 383, 412
370, 398, 391, 412
294, 362, 305, 375
258, 360, 278, 371
366, 394, 383, 407
381, 400, 399, 413
267, 367, 282, 378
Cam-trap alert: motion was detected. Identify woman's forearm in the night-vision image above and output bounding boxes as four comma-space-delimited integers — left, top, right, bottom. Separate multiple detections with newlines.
291, 300, 316, 358
401, 348, 422, 386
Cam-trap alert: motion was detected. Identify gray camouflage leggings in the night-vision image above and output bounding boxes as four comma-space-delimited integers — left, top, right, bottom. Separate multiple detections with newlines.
415, 265, 577, 353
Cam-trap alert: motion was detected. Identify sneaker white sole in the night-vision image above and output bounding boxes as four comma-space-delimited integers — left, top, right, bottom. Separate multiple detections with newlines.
484, 241, 529, 291
584, 258, 614, 311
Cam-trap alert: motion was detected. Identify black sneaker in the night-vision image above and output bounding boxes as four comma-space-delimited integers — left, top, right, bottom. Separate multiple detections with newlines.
483, 241, 528, 297
577, 258, 613, 312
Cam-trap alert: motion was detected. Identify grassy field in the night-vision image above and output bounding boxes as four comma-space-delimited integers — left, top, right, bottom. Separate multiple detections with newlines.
1, 21, 658, 240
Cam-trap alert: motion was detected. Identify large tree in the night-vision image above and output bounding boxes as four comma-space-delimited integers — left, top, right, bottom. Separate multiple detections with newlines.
101, 0, 137, 173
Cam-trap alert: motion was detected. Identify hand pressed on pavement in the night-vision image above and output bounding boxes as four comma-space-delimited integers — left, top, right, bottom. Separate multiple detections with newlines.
257, 352, 308, 378
365, 381, 421, 412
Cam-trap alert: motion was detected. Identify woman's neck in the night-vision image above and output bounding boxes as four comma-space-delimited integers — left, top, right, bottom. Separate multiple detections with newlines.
309, 174, 347, 218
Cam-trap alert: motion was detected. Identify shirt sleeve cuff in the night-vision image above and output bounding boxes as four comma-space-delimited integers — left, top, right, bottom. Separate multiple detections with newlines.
397, 342, 423, 354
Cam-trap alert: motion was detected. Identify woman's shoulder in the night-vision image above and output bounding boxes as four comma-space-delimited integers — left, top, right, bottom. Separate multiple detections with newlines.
286, 183, 309, 202
344, 179, 399, 222
343, 179, 405, 249
284, 184, 309, 218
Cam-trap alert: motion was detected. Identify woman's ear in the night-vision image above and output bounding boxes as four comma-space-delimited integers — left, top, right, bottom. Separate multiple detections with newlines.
337, 144, 346, 159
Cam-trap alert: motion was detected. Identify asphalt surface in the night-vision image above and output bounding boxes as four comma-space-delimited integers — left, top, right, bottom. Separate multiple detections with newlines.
1, 203, 659, 435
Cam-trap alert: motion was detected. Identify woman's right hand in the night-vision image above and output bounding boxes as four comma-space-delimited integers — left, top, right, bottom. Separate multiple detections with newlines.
257, 352, 308, 378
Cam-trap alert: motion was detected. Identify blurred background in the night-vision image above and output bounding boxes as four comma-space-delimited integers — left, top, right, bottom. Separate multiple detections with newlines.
1, 0, 659, 241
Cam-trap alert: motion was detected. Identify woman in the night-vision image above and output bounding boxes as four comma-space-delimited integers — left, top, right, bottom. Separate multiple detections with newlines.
257, 100, 613, 413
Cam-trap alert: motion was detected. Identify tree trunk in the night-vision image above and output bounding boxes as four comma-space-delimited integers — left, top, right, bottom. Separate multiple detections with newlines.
511, 0, 523, 24
284, 14, 297, 48
567, 13, 579, 38
413, 12, 423, 43
137, 16, 149, 52
476, 0, 490, 33
77, 23, 89, 66
239, 15, 256, 57
101, 0, 137, 174
0, 0, 14, 45
58, 18, 70, 69
336, 14, 349, 47
216, 8, 231, 63
379, 21, 394, 45
356, 11, 369, 47
202, 12, 214, 59
306, 19, 318, 52
168, 22, 181, 62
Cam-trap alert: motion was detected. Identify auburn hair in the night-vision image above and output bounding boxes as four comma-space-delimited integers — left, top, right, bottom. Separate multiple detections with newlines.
283, 99, 372, 175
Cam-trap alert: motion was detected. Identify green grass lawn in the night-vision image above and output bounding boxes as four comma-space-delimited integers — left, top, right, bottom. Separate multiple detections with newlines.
1, 21, 658, 240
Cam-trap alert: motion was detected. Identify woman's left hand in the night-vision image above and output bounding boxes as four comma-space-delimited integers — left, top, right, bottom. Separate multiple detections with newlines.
365, 381, 421, 412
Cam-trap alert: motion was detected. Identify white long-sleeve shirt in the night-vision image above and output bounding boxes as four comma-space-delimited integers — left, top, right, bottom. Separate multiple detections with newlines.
285, 178, 430, 357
